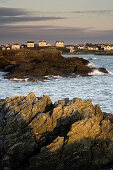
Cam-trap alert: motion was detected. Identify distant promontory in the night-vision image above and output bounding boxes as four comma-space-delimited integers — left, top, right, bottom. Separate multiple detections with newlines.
0, 48, 108, 81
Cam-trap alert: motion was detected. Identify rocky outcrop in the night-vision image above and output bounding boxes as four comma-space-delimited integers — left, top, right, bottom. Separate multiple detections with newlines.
0, 48, 108, 81
0, 93, 113, 169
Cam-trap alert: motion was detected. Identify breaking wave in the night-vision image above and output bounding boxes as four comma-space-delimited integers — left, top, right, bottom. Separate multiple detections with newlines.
88, 69, 113, 76
87, 62, 95, 67
10, 78, 29, 82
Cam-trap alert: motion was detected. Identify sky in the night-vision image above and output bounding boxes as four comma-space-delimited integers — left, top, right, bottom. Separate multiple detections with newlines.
0, 0, 113, 45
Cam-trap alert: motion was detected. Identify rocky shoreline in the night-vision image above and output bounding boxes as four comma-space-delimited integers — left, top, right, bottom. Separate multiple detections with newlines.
0, 49, 108, 81
0, 93, 113, 169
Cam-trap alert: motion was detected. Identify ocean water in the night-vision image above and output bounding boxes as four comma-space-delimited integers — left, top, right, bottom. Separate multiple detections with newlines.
0, 54, 113, 113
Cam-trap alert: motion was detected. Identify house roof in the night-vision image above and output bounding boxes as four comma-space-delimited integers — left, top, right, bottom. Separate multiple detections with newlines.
27, 41, 34, 43
39, 40, 46, 42
56, 41, 64, 43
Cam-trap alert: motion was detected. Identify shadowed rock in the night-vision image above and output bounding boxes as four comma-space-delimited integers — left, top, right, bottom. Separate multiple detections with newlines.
0, 93, 113, 169
0, 49, 92, 80
0, 49, 109, 81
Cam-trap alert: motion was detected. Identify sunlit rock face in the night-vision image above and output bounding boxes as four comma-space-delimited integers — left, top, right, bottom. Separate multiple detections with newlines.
0, 93, 113, 169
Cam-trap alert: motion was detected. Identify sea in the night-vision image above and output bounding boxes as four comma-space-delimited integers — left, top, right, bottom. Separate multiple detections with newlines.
0, 54, 113, 113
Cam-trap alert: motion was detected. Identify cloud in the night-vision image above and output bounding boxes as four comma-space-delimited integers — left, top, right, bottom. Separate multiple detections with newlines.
0, 0, 7, 3
0, 24, 113, 44
71, 9, 113, 15
0, 7, 65, 26
0, 7, 29, 16
0, 16, 63, 25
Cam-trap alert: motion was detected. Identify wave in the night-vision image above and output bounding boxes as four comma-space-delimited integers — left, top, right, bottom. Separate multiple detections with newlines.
88, 68, 113, 76
10, 78, 29, 82
92, 57, 97, 60
88, 69, 105, 76
87, 62, 95, 67
108, 71, 113, 75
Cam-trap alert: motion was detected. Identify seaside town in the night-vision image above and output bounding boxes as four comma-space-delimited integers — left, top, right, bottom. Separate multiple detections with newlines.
0, 40, 113, 53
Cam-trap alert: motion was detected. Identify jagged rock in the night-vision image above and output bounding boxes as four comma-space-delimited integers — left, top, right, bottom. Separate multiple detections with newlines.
0, 93, 113, 169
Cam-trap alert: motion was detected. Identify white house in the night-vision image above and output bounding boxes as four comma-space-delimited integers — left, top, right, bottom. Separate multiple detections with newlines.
6, 44, 10, 47
38, 40, 52, 47
87, 46, 99, 51
1, 46, 6, 50
38, 40, 47, 47
55, 41, 64, 47
6, 47, 11, 50
27, 41, 35, 48
66, 45, 75, 53
78, 45, 86, 50
46, 43, 52, 47
101, 44, 113, 51
11, 44, 20, 50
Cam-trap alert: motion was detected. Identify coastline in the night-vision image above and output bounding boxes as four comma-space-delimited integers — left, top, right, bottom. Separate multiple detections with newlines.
0, 48, 109, 81
63, 50, 113, 56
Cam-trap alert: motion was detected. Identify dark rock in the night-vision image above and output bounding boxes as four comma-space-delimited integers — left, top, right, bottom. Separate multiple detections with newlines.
0, 93, 113, 169
0, 49, 92, 80
74, 65, 92, 76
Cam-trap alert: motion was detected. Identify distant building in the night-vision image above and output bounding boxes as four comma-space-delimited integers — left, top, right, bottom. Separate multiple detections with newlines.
11, 44, 20, 50
38, 40, 52, 47
101, 44, 113, 51
27, 41, 35, 48
87, 46, 99, 51
6, 47, 11, 50
46, 43, 52, 47
55, 41, 64, 48
6, 44, 10, 47
78, 44, 86, 50
1, 46, 6, 50
21, 44, 27, 48
38, 40, 47, 47
66, 45, 75, 53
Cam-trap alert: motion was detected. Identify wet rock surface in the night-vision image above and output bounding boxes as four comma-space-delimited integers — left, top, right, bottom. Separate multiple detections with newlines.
0, 49, 108, 81
0, 93, 113, 169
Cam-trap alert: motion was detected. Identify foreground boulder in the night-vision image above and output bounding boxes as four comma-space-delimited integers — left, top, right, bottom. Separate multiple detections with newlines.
0, 93, 113, 169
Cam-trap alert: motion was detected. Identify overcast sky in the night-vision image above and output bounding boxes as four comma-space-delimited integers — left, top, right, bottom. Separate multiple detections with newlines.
0, 0, 113, 44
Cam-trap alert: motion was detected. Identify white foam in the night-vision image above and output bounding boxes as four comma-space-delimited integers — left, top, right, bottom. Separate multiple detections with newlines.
53, 75, 62, 79
108, 71, 113, 75
88, 69, 105, 76
10, 78, 29, 82
92, 57, 97, 60
87, 62, 95, 67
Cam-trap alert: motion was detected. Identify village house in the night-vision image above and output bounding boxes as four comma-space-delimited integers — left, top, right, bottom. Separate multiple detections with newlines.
78, 44, 86, 50
101, 44, 113, 51
66, 45, 75, 53
11, 44, 20, 50
6, 44, 10, 47
46, 43, 52, 47
21, 44, 27, 48
87, 46, 99, 51
1, 46, 6, 50
55, 41, 64, 48
27, 41, 35, 48
38, 40, 47, 47
38, 40, 52, 47
6, 47, 11, 50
